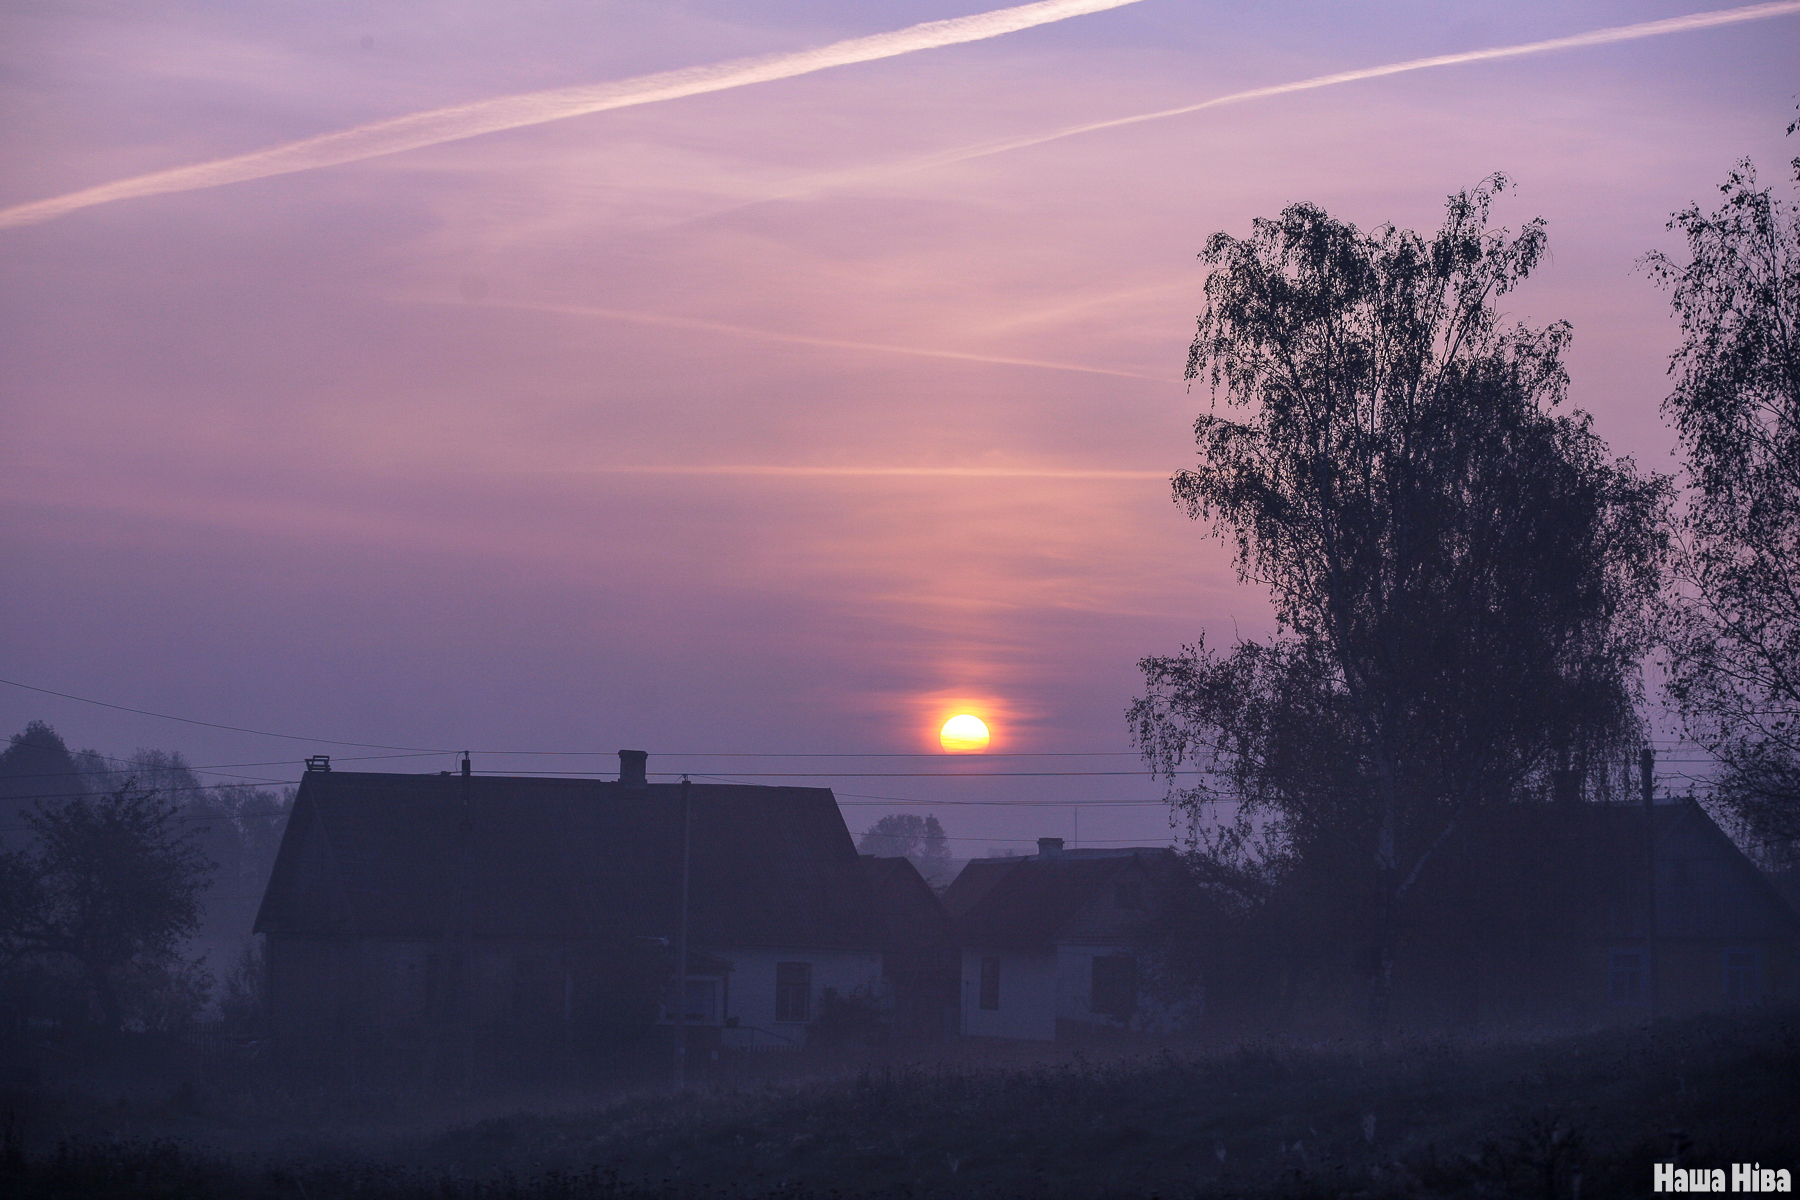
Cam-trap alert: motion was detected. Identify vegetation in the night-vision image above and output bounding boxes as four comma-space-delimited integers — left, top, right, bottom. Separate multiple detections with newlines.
1131, 178, 1668, 1030
3, 1007, 1796, 1198
0, 722, 292, 1035
0, 779, 214, 1031
857, 814, 951, 879
1646, 130, 1800, 860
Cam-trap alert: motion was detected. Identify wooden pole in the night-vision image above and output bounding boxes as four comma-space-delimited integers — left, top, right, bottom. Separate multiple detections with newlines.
674, 775, 692, 1090
460, 750, 475, 1092
1641, 745, 1658, 1021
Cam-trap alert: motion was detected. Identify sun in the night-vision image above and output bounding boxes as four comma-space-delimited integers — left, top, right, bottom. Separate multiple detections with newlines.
939, 713, 990, 752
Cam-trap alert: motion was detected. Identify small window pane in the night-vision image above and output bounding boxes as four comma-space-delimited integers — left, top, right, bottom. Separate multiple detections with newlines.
682, 979, 717, 1023
776, 962, 811, 1022
1091, 955, 1137, 1018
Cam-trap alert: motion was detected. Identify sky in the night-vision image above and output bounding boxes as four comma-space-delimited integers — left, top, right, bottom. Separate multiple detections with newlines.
2, 0, 1796, 854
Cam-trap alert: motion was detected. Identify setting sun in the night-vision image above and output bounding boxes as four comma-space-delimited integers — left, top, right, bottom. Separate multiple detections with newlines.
939, 713, 990, 752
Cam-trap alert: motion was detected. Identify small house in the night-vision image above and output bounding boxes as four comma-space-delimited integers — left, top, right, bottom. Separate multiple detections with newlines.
943, 838, 1181, 1042
254, 753, 886, 1077
1390, 796, 1800, 1026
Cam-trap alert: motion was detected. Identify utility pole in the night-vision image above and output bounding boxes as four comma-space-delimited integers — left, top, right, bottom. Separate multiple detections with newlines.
673, 775, 693, 1091
1641, 745, 1658, 1022
460, 750, 475, 1092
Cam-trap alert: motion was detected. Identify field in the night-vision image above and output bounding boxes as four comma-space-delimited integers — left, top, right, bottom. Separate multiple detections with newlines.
4, 1009, 1797, 1199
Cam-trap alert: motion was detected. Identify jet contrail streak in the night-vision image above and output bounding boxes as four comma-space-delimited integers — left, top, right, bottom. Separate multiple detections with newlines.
0, 0, 1144, 230
463, 298, 1167, 381
922, 1, 1800, 168
562, 464, 1170, 479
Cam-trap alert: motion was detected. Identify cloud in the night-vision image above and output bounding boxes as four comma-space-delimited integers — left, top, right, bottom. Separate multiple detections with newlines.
0, 0, 1146, 230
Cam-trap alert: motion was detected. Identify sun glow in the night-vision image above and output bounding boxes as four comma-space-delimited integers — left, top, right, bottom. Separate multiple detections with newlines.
939, 713, 991, 752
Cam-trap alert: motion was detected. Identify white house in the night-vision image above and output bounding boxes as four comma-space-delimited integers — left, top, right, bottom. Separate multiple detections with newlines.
256, 752, 887, 1073
943, 838, 1185, 1042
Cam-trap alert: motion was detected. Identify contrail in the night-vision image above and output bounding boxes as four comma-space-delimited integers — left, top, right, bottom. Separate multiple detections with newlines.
455, 297, 1167, 381
921, 1, 1800, 169
8, 2, 1790, 232
561, 464, 1170, 480
0, 0, 1144, 230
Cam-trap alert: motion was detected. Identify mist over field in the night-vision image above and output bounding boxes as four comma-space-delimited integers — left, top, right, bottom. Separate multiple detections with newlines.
4, 1, 1800, 1196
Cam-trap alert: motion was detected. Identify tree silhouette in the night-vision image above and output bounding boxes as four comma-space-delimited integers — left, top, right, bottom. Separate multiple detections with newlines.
1647, 134, 1800, 851
1133, 178, 1667, 1029
0, 780, 214, 1029
858, 814, 950, 875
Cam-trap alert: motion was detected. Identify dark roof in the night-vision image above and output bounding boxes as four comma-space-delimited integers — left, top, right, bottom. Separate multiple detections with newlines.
255, 771, 883, 950
1591, 799, 1800, 942
1400, 798, 1800, 945
859, 856, 955, 952
946, 851, 1174, 951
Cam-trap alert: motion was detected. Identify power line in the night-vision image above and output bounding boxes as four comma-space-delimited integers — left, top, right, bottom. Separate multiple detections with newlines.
4, 674, 1168, 759
0, 676, 445, 751
0, 750, 444, 783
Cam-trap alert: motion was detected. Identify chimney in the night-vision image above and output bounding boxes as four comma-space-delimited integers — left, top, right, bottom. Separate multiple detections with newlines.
1037, 837, 1064, 859
618, 749, 648, 789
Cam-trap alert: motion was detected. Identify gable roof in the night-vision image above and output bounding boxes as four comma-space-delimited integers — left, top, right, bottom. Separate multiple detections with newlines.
859, 856, 955, 953
1403, 798, 1800, 945
946, 850, 1175, 952
255, 771, 882, 950
1590, 799, 1800, 942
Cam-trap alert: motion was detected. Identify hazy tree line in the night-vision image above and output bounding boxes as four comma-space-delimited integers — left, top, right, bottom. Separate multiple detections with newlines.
0, 721, 291, 1035
1133, 121, 1800, 1031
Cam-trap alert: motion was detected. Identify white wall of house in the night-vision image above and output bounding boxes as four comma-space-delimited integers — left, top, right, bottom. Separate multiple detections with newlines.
960, 949, 1057, 1041
1056, 943, 1195, 1034
715, 948, 883, 1046
953, 944, 1194, 1042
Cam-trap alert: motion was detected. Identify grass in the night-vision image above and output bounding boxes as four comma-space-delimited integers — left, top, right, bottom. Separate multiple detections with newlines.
4, 1008, 1798, 1198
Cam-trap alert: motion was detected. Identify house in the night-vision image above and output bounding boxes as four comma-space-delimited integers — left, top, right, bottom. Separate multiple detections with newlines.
859, 855, 958, 1040
943, 838, 1182, 1042
1590, 797, 1800, 1015
253, 752, 886, 1077
1388, 796, 1800, 1027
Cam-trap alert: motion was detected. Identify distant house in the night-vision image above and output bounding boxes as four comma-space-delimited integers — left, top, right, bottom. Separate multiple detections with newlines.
1589, 798, 1800, 1015
943, 838, 1182, 1042
1385, 797, 1800, 1027
859, 855, 958, 1040
253, 753, 886, 1076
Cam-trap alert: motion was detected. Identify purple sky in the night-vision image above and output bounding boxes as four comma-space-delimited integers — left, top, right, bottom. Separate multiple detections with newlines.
3, 0, 1796, 853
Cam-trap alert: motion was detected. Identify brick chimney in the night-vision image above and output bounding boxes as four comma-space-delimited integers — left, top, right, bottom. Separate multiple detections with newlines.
618, 749, 648, 789
1037, 837, 1064, 859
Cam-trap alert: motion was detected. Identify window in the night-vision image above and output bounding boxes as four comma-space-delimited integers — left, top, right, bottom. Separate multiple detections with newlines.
682, 978, 718, 1023
775, 962, 811, 1022
1091, 954, 1137, 1019
1724, 949, 1761, 1005
978, 956, 1001, 1011
1608, 950, 1643, 1006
